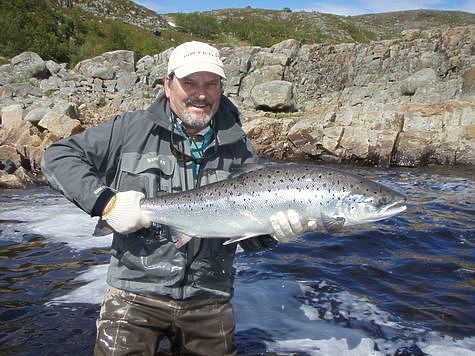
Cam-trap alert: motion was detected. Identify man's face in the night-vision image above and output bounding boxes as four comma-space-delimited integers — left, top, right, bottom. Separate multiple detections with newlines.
165, 71, 222, 133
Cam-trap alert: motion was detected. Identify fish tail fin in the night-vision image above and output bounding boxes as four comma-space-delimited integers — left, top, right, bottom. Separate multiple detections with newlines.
93, 219, 114, 236
321, 213, 346, 233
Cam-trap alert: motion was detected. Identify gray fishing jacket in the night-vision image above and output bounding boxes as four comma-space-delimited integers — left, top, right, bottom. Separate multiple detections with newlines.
41, 93, 271, 301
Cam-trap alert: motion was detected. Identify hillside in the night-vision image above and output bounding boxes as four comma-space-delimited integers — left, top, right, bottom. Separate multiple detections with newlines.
167, 8, 475, 45
64, 0, 168, 29
0, 1, 474, 65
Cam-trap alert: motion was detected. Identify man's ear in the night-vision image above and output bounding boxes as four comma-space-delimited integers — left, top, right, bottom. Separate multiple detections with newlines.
164, 76, 172, 98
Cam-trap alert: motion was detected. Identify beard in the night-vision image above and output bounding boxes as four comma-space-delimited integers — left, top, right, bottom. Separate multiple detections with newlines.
180, 99, 215, 130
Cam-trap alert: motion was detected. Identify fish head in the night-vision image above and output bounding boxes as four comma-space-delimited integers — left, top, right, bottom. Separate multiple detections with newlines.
339, 183, 407, 226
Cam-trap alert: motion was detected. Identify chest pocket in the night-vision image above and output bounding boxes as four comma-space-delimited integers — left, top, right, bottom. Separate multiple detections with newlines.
115, 152, 175, 197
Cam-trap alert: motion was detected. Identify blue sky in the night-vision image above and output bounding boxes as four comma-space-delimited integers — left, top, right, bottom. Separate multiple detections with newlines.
136, 0, 474, 15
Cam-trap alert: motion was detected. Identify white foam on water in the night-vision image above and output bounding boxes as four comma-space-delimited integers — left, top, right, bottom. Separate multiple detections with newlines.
267, 337, 382, 356
46, 264, 109, 306
418, 333, 475, 356
299, 282, 409, 330
0, 191, 112, 249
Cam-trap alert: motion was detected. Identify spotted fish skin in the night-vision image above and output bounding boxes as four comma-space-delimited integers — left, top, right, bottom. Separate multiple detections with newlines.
141, 164, 407, 245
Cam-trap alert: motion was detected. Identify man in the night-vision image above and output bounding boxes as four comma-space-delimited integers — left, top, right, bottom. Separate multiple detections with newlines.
41, 41, 311, 355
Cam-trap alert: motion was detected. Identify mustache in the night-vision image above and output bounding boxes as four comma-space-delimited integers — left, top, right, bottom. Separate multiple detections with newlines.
186, 99, 212, 107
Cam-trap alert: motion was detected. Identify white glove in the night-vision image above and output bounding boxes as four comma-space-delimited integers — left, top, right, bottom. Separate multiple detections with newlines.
102, 191, 152, 235
270, 209, 318, 243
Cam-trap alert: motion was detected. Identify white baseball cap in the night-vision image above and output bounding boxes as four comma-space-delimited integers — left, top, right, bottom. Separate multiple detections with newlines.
167, 41, 226, 79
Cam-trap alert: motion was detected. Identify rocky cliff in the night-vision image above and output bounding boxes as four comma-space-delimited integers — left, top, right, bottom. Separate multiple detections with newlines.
0, 25, 473, 187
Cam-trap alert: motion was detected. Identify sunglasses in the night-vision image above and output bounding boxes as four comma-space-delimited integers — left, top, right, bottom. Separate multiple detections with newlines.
169, 124, 218, 164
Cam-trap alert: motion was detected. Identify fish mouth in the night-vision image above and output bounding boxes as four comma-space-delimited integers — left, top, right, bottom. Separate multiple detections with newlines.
381, 199, 407, 216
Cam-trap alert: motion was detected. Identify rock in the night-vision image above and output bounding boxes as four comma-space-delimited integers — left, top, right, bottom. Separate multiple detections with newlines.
393, 131, 436, 166
251, 51, 289, 68
101, 50, 136, 73
75, 60, 116, 80
38, 112, 83, 138
287, 118, 324, 156
368, 130, 399, 167
0, 83, 43, 98
271, 39, 301, 58
1, 104, 24, 129
339, 126, 371, 161
251, 80, 295, 111
74, 50, 136, 79
243, 114, 296, 159
45, 60, 64, 75
400, 68, 437, 96
240, 65, 286, 102
51, 100, 80, 120
0, 159, 17, 174
456, 124, 475, 164
24, 107, 49, 124
0, 145, 21, 168
117, 72, 138, 92
322, 126, 344, 153
10, 52, 50, 80
0, 170, 25, 188
461, 66, 475, 97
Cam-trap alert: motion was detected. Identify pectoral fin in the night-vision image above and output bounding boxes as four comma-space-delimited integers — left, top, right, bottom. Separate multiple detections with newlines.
321, 214, 346, 233
169, 228, 194, 249
223, 234, 256, 245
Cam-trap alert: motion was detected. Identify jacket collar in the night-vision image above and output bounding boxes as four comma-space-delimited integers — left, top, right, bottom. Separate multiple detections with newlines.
146, 92, 246, 146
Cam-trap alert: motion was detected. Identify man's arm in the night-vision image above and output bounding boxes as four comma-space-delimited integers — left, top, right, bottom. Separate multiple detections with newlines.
41, 115, 124, 216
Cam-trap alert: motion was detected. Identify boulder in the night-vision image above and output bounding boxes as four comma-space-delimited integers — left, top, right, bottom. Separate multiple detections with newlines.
75, 60, 116, 80
0, 145, 21, 168
271, 39, 301, 58
1, 104, 24, 129
10, 52, 50, 80
287, 118, 324, 156
461, 66, 475, 97
251, 80, 295, 111
74, 50, 136, 79
38, 112, 83, 138
393, 131, 436, 166
25, 108, 50, 124
0, 170, 25, 188
400, 68, 438, 96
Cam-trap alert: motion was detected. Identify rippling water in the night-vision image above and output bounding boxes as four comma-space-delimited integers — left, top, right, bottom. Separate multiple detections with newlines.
0, 166, 474, 355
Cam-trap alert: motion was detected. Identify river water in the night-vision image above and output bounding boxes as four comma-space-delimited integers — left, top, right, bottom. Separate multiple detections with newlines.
0, 166, 474, 355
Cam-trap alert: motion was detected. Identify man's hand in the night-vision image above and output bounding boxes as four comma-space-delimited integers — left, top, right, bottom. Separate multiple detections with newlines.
269, 209, 318, 243
102, 191, 151, 235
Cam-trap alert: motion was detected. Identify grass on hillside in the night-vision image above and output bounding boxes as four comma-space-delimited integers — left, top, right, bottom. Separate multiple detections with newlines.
0, 0, 194, 65
171, 10, 327, 47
